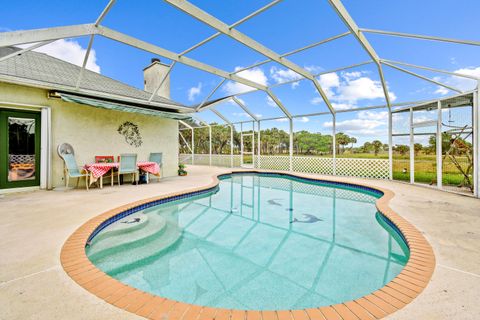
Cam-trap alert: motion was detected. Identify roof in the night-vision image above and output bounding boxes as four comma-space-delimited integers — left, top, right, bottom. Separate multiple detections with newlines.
0, 46, 192, 113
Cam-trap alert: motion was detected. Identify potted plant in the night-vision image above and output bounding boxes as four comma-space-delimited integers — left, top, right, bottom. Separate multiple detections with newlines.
178, 163, 187, 176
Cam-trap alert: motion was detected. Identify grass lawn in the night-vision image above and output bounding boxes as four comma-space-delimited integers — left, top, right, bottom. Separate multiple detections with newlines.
216, 152, 473, 190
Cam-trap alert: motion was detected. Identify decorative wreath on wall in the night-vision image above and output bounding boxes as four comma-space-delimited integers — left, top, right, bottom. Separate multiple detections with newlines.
117, 121, 143, 148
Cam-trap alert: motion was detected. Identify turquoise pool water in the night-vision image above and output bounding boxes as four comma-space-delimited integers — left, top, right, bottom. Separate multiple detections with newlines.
86, 173, 409, 310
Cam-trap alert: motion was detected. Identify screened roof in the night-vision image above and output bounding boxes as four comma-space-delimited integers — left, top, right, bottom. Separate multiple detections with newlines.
0, 0, 479, 126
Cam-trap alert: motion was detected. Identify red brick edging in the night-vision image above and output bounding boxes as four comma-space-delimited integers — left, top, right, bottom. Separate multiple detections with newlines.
61, 170, 435, 320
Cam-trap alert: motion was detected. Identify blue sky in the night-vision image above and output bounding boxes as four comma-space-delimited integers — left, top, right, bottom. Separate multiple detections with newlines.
2, 0, 479, 144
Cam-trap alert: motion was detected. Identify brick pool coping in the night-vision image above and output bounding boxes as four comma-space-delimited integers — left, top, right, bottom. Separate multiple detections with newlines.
60, 170, 435, 320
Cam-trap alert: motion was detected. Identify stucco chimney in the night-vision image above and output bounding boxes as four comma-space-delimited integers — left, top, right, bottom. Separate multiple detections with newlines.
143, 58, 171, 99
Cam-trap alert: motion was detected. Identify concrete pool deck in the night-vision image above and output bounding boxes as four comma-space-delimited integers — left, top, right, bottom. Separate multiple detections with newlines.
0, 166, 479, 319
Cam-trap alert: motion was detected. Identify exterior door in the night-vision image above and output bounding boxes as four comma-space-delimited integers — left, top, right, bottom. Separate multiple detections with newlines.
0, 109, 41, 189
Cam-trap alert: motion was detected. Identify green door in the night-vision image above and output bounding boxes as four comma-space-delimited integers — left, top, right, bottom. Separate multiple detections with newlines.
0, 109, 41, 189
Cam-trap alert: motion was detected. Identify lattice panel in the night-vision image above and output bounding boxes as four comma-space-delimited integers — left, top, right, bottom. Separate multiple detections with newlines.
255, 155, 290, 171
180, 154, 389, 179
211, 155, 240, 167
179, 154, 242, 168
292, 156, 334, 175
193, 154, 210, 165
9, 154, 35, 164
179, 154, 193, 165
336, 158, 389, 179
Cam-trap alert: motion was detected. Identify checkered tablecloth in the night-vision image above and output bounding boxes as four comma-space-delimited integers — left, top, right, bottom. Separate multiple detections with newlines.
137, 161, 160, 175
84, 162, 119, 180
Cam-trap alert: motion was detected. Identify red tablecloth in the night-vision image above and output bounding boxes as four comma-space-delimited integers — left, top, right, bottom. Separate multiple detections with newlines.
84, 162, 119, 180
137, 161, 160, 175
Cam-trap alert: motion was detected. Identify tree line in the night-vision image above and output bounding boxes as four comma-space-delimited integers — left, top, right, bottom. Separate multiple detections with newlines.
179, 124, 389, 156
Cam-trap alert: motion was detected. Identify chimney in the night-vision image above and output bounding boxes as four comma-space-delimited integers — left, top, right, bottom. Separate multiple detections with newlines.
143, 58, 171, 99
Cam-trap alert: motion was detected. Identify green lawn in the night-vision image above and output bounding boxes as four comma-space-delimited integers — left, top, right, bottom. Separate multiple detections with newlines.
221, 152, 473, 189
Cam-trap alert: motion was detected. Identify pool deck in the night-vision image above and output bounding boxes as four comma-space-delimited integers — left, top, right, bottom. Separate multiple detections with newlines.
0, 166, 479, 319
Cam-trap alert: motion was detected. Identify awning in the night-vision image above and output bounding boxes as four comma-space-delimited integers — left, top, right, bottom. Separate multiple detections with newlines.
58, 92, 191, 120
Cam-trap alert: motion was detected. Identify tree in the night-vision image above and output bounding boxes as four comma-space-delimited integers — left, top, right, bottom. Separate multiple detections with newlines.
372, 140, 383, 156
349, 137, 357, 151
394, 145, 409, 156
413, 143, 423, 156
335, 132, 351, 154
361, 142, 372, 153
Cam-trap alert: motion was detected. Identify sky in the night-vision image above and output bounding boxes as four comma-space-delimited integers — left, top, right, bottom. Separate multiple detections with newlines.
2, 0, 479, 144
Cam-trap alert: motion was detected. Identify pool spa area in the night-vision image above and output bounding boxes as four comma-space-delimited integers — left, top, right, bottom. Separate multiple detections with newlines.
86, 173, 409, 310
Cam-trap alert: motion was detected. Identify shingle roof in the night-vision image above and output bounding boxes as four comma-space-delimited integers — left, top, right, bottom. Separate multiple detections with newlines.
0, 46, 190, 112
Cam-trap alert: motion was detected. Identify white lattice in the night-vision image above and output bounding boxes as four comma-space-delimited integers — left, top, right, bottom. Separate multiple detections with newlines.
180, 154, 389, 179
255, 155, 290, 171
292, 156, 334, 175
179, 154, 193, 165
9, 154, 35, 164
179, 154, 242, 168
336, 158, 389, 179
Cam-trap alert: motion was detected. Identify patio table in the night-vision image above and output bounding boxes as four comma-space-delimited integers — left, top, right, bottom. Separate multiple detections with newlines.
137, 161, 160, 183
84, 162, 119, 188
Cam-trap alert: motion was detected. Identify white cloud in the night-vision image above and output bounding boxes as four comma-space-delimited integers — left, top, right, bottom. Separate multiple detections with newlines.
295, 117, 310, 123
223, 67, 268, 95
357, 110, 388, 121
331, 103, 355, 110
232, 112, 262, 118
323, 110, 388, 136
266, 96, 277, 107
432, 66, 480, 95
310, 97, 323, 105
337, 76, 396, 102
311, 71, 396, 108
318, 72, 340, 98
324, 118, 384, 135
305, 65, 323, 73
188, 82, 202, 101
21, 39, 101, 73
275, 118, 289, 122
270, 66, 302, 88
434, 86, 449, 96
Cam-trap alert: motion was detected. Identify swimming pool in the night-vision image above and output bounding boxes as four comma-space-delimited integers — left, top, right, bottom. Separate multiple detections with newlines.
86, 173, 409, 310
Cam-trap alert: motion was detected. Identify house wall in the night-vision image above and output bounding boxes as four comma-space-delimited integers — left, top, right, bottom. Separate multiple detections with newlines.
0, 82, 179, 188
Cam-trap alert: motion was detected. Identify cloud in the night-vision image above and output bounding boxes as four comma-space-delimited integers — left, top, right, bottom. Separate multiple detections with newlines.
434, 86, 449, 96
336, 76, 396, 102
232, 112, 262, 119
318, 73, 340, 98
433, 66, 480, 95
295, 117, 310, 123
20, 39, 101, 73
266, 96, 277, 107
188, 82, 202, 101
269, 66, 302, 88
311, 71, 396, 109
223, 67, 268, 95
323, 110, 388, 136
305, 65, 323, 73
357, 110, 388, 121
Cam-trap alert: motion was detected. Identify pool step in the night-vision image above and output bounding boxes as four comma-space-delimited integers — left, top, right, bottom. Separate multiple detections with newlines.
86, 213, 168, 259
92, 212, 149, 242
87, 208, 176, 261
91, 219, 183, 276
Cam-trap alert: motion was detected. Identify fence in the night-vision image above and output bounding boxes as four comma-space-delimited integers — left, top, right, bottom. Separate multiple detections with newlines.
179, 154, 389, 179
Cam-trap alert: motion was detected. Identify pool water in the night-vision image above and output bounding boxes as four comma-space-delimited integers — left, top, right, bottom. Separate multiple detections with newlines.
86, 173, 409, 310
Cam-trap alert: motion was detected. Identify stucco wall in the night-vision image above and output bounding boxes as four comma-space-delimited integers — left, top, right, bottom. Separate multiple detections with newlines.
0, 82, 179, 188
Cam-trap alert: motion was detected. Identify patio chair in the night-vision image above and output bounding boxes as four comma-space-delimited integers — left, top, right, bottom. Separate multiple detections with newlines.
149, 152, 163, 181
118, 154, 138, 186
62, 153, 89, 190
